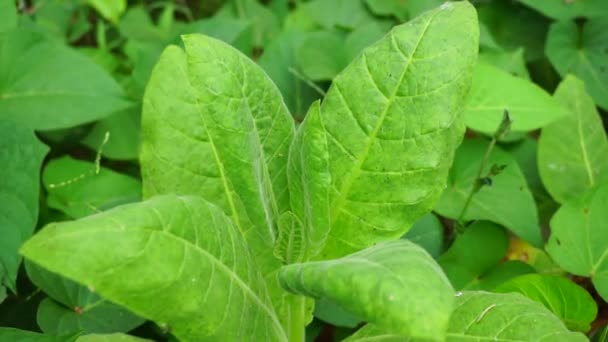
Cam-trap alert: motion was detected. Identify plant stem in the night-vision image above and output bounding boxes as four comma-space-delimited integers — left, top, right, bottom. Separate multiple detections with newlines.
286, 295, 307, 342
456, 110, 511, 231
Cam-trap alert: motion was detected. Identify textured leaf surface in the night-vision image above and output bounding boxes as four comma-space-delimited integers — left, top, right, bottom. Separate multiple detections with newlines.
538, 76, 608, 204
546, 19, 608, 109
439, 221, 509, 290
546, 183, 608, 302
140, 34, 295, 316
435, 139, 542, 246
26, 262, 143, 335
308, 2, 478, 259
465, 63, 568, 135
43, 156, 141, 218
0, 30, 132, 130
0, 121, 48, 291
21, 196, 286, 341
495, 274, 597, 332
279, 240, 454, 340
447, 291, 587, 341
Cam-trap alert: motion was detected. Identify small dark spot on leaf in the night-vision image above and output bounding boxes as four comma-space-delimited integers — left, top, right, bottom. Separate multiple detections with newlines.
74, 306, 84, 314
519, 185, 524, 191
600, 66, 606, 73
583, 207, 590, 214
556, 238, 561, 246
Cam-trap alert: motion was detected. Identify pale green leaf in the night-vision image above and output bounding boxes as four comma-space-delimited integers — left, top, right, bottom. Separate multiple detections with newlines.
439, 221, 509, 290
447, 291, 587, 341
0, 121, 48, 291
538, 76, 608, 204
465, 63, 569, 135
0, 30, 132, 130
518, 0, 608, 20
312, 2, 478, 259
43, 156, 141, 218
302, 0, 375, 30
435, 139, 542, 246
546, 183, 608, 302
478, 47, 530, 79
495, 274, 597, 332
21, 195, 287, 341
76, 333, 152, 342
279, 240, 454, 340
87, 0, 126, 23
546, 19, 608, 109
296, 30, 347, 81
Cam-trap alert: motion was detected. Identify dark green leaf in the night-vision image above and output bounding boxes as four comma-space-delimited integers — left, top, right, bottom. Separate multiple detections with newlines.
403, 213, 444, 258
0, 121, 48, 291
518, 0, 608, 20
81, 108, 141, 160
435, 139, 542, 246
546, 19, 608, 109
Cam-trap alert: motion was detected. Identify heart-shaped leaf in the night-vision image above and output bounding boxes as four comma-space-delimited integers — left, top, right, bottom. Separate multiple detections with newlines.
538, 76, 608, 204
546, 19, 608, 109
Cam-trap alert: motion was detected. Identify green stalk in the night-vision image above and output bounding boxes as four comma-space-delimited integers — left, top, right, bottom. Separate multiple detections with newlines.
285, 295, 307, 342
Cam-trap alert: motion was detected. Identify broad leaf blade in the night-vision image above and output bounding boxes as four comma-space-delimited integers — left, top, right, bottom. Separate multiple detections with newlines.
538, 76, 608, 204
465, 63, 569, 135
546, 183, 608, 302
0, 328, 77, 342
312, 2, 478, 259
447, 291, 587, 341
435, 139, 542, 246
279, 240, 454, 340
495, 274, 597, 332
140, 35, 295, 315
0, 121, 48, 291
0, 30, 132, 130
546, 19, 608, 109
21, 196, 287, 341
518, 0, 608, 20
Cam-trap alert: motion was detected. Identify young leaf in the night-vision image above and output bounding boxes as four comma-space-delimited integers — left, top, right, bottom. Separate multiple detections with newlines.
140, 35, 295, 316
546, 19, 608, 109
87, 0, 126, 23
0, 30, 132, 130
26, 262, 143, 335
21, 196, 287, 341
447, 292, 587, 341
546, 183, 608, 302
304, 2, 478, 259
495, 274, 598, 332
279, 240, 454, 340
0, 121, 48, 292
438, 221, 509, 290
435, 139, 542, 246
464, 63, 569, 135
43, 156, 141, 218
538, 76, 608, 204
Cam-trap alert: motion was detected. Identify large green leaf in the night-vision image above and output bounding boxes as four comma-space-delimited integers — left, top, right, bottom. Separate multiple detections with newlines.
0, 30, 132, 130
21, 195, 287, 341
435, 139, 542, 246
438, 221, 509, 290
279, 240, 454, 340
518, 0, 608, 20
26, 262, 143, 335
464, 63, 568, 135
495, 274, 597, 332
303, 2, 478, 259
140, 34, 295, 317
538, 76, 608, 204
296, 30, 348, 81
343, 291, 585, 341
546, 183, 608, 302
0, 328, 77, 342
0, 0, 17, 33
43, 156, 141, 219
0, 121, 48, 291
76, 334, 151, 342
546, 19, 608, 109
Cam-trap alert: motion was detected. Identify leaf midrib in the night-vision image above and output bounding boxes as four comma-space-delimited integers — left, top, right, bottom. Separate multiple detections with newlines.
328, 12, 438, 224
